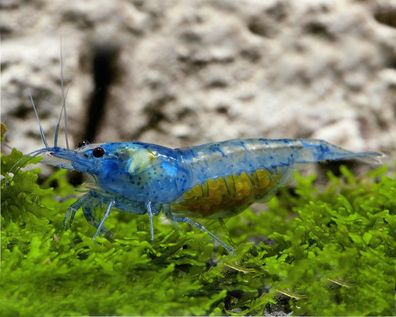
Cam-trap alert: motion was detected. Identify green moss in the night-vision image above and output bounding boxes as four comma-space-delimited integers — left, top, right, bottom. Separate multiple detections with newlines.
1, 148, 395, 316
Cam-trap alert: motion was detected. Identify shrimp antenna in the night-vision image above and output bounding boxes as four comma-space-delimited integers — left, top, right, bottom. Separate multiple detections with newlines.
54, 37, 70, 149
9, 147, 51, 175
28, 89, 49, 148
61, 37, 70, 149
54, 87, 70, 148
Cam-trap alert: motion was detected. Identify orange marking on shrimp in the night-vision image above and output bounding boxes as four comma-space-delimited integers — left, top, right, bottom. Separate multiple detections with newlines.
171, 169, 279, 218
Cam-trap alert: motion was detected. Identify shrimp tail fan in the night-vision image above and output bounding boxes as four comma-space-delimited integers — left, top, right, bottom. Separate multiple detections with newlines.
296, 140, 384, 165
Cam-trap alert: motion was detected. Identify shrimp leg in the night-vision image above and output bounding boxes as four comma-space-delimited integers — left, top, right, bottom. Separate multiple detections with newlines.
145, 201, 155, 241
62, 192, 94, 229
94, 200, 115, 239
166, 210, 235, 254
82, 203, 113, 239
61, 190, 114, 238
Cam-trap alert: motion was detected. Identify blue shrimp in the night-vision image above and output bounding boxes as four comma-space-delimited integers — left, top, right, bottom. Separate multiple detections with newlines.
22, 49, 383, 253
26, 102, 383, 253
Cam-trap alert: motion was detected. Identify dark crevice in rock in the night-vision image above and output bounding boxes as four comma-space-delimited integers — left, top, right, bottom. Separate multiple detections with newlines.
129, 95, 174, 139
374, 2, 396, 28
82, 43, 121, 143
247, 19, 274, 38
384, 54, 396, 70
304, 20, 336, 40
11, 103, 30, 119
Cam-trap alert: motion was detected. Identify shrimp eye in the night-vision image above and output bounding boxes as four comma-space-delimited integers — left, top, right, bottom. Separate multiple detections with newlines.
92, 147, 105, 158
77, 140, 90, 148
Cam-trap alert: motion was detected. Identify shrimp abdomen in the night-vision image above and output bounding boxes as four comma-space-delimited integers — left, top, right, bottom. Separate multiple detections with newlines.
173, 139, 294, 218
171, 138, 382, 218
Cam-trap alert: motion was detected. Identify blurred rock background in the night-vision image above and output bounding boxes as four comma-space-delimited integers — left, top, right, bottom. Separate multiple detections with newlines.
2, 0, 396, 167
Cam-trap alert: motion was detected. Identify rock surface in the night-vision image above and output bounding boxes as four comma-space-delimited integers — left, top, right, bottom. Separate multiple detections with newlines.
2, 0, 396, 164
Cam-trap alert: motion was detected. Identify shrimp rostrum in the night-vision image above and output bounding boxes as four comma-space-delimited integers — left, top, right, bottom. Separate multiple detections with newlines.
26, 95, 383, 254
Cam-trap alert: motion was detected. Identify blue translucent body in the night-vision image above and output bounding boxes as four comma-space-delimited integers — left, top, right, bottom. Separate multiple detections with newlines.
44, 138, 381, 252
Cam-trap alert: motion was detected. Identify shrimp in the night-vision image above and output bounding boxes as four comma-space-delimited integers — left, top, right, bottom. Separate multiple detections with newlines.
21, 49, 383, 254
26, 107, 383, 253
